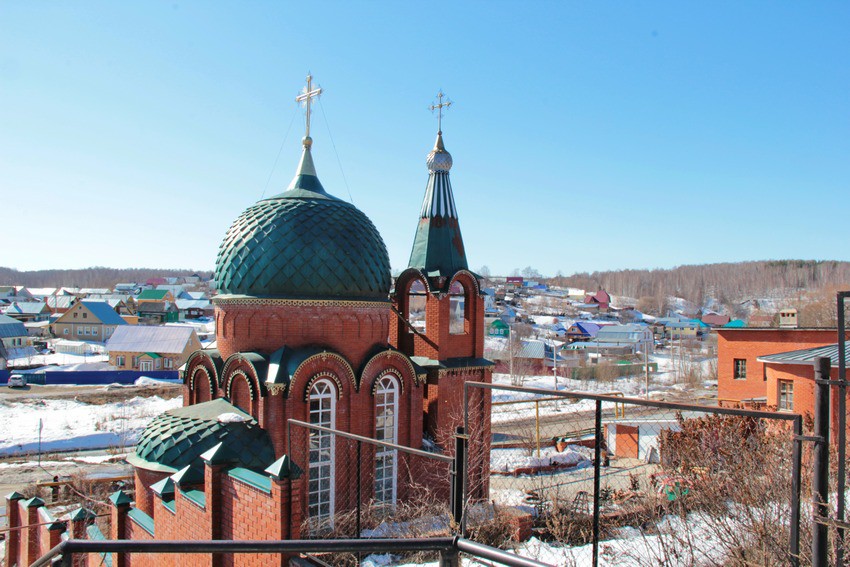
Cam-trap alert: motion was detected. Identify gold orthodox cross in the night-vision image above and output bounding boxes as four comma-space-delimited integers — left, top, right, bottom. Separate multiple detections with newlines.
430, 91, 452, 133
296, 74, 323, 138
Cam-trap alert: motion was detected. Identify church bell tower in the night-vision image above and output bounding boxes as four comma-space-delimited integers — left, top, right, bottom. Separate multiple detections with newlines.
391, 92, 491, 448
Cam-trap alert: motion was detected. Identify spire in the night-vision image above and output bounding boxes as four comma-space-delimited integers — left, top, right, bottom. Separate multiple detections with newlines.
283, 75, 328, 197
408, 92, 468, 277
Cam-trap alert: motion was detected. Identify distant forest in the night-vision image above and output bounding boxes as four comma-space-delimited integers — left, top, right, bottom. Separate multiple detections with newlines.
0, 267, 213, 288
545, 260, 850, 319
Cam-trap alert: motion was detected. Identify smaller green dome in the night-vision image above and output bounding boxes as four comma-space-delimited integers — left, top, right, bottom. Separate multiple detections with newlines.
129, 399, 275, 474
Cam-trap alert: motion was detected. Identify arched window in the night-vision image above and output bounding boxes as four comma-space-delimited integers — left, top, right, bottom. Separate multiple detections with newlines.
449, 280, 468, 335
309, 379, 336, 529
407, 279, 427, 334
375, 374, 399, 506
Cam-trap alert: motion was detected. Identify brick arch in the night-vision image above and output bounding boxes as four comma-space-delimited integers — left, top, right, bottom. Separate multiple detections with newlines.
189, 366, 215, 403
221, 354, 264, 398
448, 270, 481, 297
393, 270, 431, 349
302, 371, 344, 402
370, 368, 404, 396
288, 351, 357, 398
361, 349, 420, 393
395, 268, 433, 298
184, 350, 221, 400
227, 370, 254, 413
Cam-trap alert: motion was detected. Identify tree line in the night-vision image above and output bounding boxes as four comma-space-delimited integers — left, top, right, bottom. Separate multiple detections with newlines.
0, 267, 213, 289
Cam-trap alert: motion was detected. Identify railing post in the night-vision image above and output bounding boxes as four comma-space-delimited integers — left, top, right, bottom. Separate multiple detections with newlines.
535, 400, 541, 458
356, 439, 362, 540
592, 399, 602, 567
439, 546, 459, 567
813, 356, 831, 567
452, 426, 466, 534
835, 291, 848, 567
790, 416, 802, 567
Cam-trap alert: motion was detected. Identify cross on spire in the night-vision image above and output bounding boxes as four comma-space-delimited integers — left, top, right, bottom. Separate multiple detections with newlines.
295, 73, 323, 139
430, 91, 452, 134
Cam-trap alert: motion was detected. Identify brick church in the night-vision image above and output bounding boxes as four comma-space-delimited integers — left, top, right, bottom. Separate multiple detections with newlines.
104, 82, 491, 564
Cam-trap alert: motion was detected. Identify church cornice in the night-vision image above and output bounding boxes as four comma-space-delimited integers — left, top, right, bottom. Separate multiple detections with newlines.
213, 296, 389, 309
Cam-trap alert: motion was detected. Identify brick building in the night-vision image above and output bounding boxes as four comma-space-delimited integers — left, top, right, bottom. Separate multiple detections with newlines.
716, 327, 840, 406
12, 87, 494, 567
716, 326, 850, 438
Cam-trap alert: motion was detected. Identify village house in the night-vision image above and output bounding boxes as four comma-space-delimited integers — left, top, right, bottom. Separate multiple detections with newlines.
136, 289, 176, 304
566, 321, 601, 342
487, 319, 510, 337
106, 325, 202, 371
3, 301, 51, 322
701, 313, 731, 327
135, 289, 179, 324
45, 294, 76, 314
0, 314, 30, 356
716, 324, 842, 407
174, 299, 213, 320
585, 289, 611, 310
51, 300, 128, 343
595, 323, 654, 354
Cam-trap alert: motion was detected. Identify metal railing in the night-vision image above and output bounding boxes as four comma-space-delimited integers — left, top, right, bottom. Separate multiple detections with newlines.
464, 381, 806, 567
32, 536, 553, 567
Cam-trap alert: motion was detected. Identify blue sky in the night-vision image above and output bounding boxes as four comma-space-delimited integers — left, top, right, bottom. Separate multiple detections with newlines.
2, 2, 848, 277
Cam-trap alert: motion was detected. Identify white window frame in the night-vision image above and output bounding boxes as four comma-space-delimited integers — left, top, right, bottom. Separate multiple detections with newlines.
374, 374, 399, 506
308, 379, 336, 530
779, 380, 794, 411
139, 359, 153, 372
116, 355, 125, 367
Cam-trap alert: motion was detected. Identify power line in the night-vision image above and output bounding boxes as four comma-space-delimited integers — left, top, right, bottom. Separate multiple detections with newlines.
317, 98, 354, 204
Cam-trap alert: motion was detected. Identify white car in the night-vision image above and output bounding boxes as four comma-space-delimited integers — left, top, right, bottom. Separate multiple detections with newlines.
8, 374, 26, 388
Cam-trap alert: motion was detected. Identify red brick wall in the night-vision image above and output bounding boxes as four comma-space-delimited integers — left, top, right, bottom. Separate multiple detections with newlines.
219, 475, 285, 567
765, 363, 850, 437
134, 468, 168, 517
215, 302, 389, 367
717, 329, 838, 404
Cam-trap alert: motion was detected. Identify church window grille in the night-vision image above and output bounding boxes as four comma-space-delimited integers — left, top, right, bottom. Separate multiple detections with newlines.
374, 375, 398, 506
309, 379, 336, 530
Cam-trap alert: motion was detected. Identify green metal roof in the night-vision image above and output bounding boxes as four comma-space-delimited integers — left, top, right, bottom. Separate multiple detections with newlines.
129, 398, 275, 474
407, 133, 468, 277
758, 341, 850, 368
137, 289, 170, 300
214, 145, 391, 300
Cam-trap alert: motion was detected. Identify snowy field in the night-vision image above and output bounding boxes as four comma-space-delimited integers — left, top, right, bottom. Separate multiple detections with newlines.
0, 392, 181, 456
7, 349, 111, 369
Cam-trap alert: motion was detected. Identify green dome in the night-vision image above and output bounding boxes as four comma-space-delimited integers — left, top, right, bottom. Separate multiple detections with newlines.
129, 399, 275, 473
214, 143, 391, 300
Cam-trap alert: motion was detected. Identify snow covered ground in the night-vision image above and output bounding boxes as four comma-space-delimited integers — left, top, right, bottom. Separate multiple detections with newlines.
359, 510, 737, 566
0, 393, 181, 456
7, 349, 111, 369
490, 445, 591, 474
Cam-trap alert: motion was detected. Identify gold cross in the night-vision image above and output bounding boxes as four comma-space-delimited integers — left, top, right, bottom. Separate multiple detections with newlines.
429, 91, 452, 133
295, 73, 323, 138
